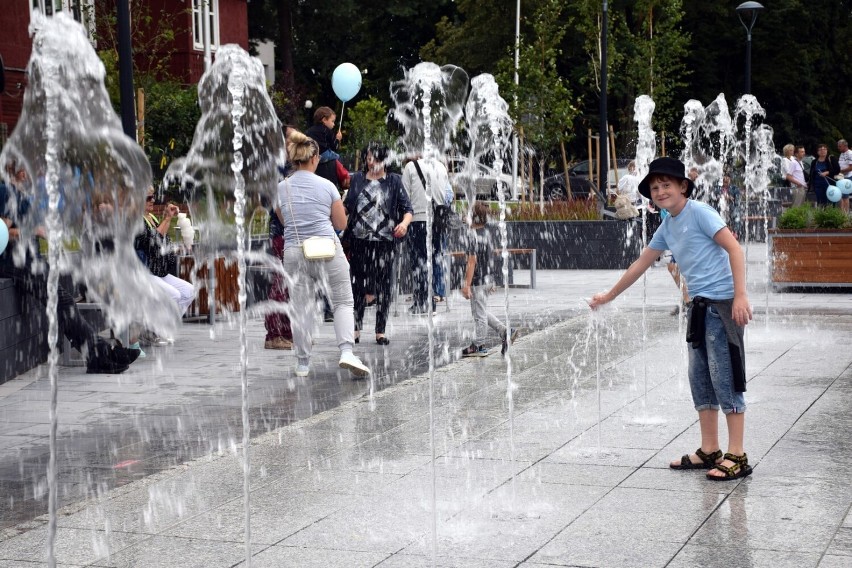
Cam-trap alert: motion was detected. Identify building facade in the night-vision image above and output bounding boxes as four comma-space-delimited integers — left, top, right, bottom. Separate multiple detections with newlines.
0, 0, 248, 144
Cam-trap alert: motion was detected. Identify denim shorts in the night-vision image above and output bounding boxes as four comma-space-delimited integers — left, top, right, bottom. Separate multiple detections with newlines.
687, 304, 747, 414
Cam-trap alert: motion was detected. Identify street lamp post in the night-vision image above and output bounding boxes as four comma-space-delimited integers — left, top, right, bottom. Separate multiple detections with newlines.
599, 0, 608, 193
736, 1, 764, 95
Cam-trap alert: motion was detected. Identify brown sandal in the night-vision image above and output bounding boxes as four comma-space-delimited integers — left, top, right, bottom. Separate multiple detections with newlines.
670, 448, 723, 470
707, 452, 752, 481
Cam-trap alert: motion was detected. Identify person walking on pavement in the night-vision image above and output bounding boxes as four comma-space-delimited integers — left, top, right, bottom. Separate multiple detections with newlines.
344, 142, 413, 345
276, 131, 369, 378
401, 155, 450, 315
460, 201, 516, 357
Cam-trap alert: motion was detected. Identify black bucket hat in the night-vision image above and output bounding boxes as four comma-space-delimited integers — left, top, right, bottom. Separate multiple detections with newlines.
638, 157, 695, 200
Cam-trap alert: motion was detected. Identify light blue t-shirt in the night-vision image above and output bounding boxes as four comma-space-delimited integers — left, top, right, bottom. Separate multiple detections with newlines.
277, 170, 340, 252
648, 200, 733, 300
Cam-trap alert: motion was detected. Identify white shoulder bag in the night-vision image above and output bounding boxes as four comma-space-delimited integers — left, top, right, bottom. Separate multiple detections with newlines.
284, 179, 337, 261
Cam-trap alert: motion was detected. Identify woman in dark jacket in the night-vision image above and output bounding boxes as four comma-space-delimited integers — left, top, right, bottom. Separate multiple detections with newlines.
133, 188, 195, 315
343, 143, 413, 344
808, 143, 841, 206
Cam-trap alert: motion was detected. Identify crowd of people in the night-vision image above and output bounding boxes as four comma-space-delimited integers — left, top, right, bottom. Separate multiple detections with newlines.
260, 108, 516, 374
782, 139, 851, 209
0, 101, 519, 380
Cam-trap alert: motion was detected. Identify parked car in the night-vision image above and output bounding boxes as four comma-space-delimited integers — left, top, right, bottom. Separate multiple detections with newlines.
542, 158, 632, 202
541, 172, 601, 201
447, 157, 513, 200
568, 159, 632, 193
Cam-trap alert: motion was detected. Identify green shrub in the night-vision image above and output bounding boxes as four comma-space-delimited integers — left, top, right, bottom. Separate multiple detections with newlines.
778, 203, 850, 230
778, 205, 811, 229
812, 206, 849, 229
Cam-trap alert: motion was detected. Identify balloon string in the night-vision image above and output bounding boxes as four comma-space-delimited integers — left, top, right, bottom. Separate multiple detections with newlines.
338, 101, 346, 136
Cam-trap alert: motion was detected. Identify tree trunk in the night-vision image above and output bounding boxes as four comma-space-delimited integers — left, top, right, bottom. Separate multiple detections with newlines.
560, 141, 572, 200
277, 1, 295, 92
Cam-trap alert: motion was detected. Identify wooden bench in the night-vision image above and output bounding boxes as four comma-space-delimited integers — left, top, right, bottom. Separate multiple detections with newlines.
448, 247, 537, 289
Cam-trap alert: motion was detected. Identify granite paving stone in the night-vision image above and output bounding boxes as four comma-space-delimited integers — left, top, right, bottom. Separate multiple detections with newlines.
237, 545, 390, 567
667, 545, 823, 568
0, 247, 851, 566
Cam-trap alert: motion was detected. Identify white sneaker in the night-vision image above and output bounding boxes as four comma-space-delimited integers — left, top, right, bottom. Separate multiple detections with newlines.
294, 364, 310, 377
339, 351, 370, 378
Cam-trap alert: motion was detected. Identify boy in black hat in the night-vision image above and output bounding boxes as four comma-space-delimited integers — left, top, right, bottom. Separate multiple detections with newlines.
589, 156, 753, 480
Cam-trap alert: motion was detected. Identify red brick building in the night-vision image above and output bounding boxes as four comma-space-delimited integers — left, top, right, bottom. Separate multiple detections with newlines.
0, 0, 248, 143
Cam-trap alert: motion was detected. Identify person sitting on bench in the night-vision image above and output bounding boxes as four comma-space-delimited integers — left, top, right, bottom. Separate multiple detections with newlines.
0, 168, 139, 374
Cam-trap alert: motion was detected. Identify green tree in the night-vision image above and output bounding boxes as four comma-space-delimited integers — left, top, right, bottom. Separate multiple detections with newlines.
497, 0, 579, 198
92, 0, 192, 178
681, 0, 852, 153
420, 0, 518, 75
616, 1, 690, 134
143, 82, 201, 179
344, 96, 394, 169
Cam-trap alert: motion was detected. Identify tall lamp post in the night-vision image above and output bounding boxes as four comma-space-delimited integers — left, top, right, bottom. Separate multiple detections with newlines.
736, 1, 764, 95
116, 0, 135, 139
599, 0, 608, 193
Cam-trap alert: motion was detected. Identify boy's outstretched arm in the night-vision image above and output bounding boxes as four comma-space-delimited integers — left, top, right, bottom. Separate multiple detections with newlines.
589, 246, 662, 309
714, 227, 752, 326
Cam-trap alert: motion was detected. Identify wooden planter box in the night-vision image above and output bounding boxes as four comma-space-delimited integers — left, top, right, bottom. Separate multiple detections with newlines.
769, 229, 852, 288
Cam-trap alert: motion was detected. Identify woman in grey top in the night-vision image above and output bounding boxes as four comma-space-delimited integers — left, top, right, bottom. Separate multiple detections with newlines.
276, 131, 370, 379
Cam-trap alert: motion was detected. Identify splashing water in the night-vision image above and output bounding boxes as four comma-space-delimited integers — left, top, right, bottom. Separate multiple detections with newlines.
0, 13, 168, 567
633, 95, 657, 181
694, 93, 735, 192
390, 62, 469, 158
734, 95, 766, 260
747, 123, 777, 319
391, 61, 469, 565
0, 13, 175, 338
466, 73, 515, 492
226, 53, 252, 568
633, 95, 656, 405
167, 44, 284, 567
167, 45, 285, 256
680, 100, 705, 173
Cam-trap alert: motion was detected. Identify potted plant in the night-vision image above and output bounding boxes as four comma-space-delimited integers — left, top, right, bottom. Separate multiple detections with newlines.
769, 204, 852, 288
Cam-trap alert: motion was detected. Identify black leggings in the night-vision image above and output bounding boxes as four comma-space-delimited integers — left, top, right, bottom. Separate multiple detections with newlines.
350, 239, 395, 334
1, 262, 98, 351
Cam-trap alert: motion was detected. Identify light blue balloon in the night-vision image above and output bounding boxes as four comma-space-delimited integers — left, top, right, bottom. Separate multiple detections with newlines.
827, 185, 842, 202
837, 178, 852, 195
0, 222, 7, 255
332, 63, 362, 102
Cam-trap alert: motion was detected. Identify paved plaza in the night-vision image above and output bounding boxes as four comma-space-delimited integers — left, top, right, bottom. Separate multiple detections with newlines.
0, 242, 851, 567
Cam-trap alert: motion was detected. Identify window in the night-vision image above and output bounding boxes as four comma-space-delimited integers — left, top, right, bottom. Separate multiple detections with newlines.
192, 0, 220, 51
30, 0, 95, 38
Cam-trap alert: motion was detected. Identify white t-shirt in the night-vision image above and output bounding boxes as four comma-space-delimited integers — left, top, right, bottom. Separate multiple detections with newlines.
617, 173, 640, 204
839, 149, 852, 179
401, 159, 450, 222
785, 157, 806, 187
277, 170, 340, 252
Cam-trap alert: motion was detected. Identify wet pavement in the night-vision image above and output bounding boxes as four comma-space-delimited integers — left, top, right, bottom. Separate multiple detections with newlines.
0, 242, 851, 567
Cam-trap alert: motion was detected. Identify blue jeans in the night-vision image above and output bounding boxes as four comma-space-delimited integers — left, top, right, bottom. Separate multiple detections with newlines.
408, 222, 445, 310
687, 304, 746, 414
